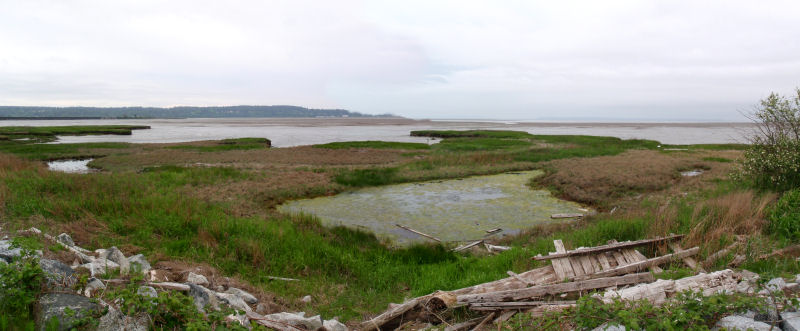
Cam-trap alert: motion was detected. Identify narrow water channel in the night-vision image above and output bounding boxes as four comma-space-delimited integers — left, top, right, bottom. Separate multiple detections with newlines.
278, 171, 587, 246
47, 159, 94, 174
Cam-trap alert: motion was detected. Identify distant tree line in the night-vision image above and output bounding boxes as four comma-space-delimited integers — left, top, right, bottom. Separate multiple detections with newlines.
0, 105, 395, 119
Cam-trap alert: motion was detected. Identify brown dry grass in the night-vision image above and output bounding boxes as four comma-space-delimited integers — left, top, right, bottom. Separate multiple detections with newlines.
535, 149, 741, 209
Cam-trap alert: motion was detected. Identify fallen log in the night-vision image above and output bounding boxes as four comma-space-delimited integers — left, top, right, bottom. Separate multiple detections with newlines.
485, 243, 510, 253
551, 213, 584, 219
702, 241, 741, 267
245, 312, 304, 331
453, 240, 483, 252
361, 296, 428, 331
669, 243, 704, 272
533, 235, 684, 261
148, 282, 191, 292
471, 312, 495, 330
573, 247, 699, 280
493, 310, 517, 325
444, 316, 485, 331
395, 224, 442, 242
506, 271, 533, 286
758, 244, 800, 260
457, 272, 654, 304
469, 300, 577, 311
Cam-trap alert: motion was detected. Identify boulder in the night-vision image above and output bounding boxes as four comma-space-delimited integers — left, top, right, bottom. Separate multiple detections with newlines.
34, 293, 101, 331
226, 313, 251, 329
56, 233, 74, 247
0, 240, 22, 262
262, 312, 323, 330
764, 277, 787, 293
103, 247, 130, 275
216, 292, 252, 313
188, 284, 220, 312
80, 258, 120, 277
186, 272, 209, 286
593, 323, 627, 331
783, 311, 800, 331
128, 254, 151, 274
713, 315, 772, 331
226, 287, 258, 304
97, 305, 148, 331
137, 286, 158, 299
323, 319, 349, 331
84, 278, 106, 297
39, 259, 75, 288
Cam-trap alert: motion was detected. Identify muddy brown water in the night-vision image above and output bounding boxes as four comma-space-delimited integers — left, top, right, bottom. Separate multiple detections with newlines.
278, 171, 587, 246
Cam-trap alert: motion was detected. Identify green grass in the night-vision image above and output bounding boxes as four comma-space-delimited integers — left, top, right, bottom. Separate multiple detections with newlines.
168, 137, 271, 152
334, 167, 400, 187
0, 125, 150, 136
433, 137, 531, 151
661, 143, 749, 151
410, 130, 534, 139
702, 156, 733, 163
0, 142, 131, 160
314, 141, 431, 150
512, 135, 659, 163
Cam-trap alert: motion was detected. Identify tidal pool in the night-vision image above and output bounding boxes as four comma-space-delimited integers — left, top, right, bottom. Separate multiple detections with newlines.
278, 171, 587, 246
47, 159, 94, 174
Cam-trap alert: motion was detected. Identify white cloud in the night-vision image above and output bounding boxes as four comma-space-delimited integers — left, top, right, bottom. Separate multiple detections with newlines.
0, 0, 798, 120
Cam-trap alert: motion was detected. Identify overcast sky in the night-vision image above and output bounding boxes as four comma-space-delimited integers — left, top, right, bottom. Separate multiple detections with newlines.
1, 1, 799, 120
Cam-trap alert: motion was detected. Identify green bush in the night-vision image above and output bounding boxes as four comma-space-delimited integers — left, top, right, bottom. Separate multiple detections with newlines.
0, 254, 45, 328
768, 189, 800, 240
738, 89, 800, 191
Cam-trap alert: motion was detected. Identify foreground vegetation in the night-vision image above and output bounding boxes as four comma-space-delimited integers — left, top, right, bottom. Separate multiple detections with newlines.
0, 119, 797, 329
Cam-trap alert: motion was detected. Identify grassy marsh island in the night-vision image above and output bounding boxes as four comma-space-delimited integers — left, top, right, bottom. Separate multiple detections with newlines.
0, 122, 798, 329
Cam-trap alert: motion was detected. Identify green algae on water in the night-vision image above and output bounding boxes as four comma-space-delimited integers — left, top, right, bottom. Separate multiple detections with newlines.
278, 171, 587, 246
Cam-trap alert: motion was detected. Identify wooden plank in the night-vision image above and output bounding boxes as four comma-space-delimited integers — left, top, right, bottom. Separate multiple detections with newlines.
549, 252, 567, 281
533, 235, 684, 261
596, 254, 612, 270
588, 255, 604, 273
444, 316, 484, 331
361, 297, 426, 330
453, 240, 483, 252
629, 248, 663, 273
552, 240, 576, 279
470, 300, 577, 311
470, 313, 495, 331
493, 311, 517, 325
569, 257, 586, 277
457, 273, 655, 304
610, 250, 628, 266
670, 243, 705, 272
395, 224, 441, 242
551, 213, 584, 219
578, 255, 595, 275
573, 247, 700, 281
506, 271, 533, 286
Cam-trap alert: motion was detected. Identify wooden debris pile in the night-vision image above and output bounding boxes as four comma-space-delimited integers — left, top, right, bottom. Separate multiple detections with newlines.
362, 235, 708, 330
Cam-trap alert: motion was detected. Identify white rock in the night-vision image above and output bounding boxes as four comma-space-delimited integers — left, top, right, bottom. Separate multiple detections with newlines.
226, 287, 258, 304
783, 311, 800, 331
128, 254, 151, 274
137, 286, 158, 298
216, 292, 252, 313
323, 319, 349, 331
104, 247, 130, 275
186, 272, 209, 286
84, 278, 106, 297
301, 295, 312, 303
27, 227, 42, 234
97, 305, 148, 331
765, 277, 786, 293
56, 233, 75, 246
226, 313, 251, 329
713, 315, 772, 331
262, 312, 323, 330
593, 322, 627, 331
80, 258, 120, 277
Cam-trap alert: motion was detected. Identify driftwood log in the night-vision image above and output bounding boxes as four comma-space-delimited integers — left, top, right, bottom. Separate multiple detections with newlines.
457, 272, 655, 304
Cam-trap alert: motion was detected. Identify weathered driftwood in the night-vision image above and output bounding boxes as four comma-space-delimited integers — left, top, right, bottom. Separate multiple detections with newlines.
550, 213, 584, 219
527, 304, 575, 317
702, 242, 740, 267
246, 312, 304, 331
669, 243, 704, 272
424, 291, 457, 313
457, 272, 655, 304
485, 243, 510, 253
599, 270, 740, 305
361, 296, 428, 331
506, 271, 533, 286
485, 228, 502, 234
471, 313, 495, 330
266, 276, 299, 282
758, 244, 800, 260
573, 247, 699, 280
493, 310, 517, 325
149, 282, 191, 292
444, 316, 485, 331
469, 300, 577, 311
395, 224, 441, 242
534, 235, 684, 261
453, 240, 483, 252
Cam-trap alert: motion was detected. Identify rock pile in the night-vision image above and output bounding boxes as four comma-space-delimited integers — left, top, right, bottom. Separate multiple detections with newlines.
2, 227, 348, 330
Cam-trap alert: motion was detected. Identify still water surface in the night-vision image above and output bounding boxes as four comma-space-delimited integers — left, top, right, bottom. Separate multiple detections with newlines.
278, 171, 587, 246
0, 118, 753, 146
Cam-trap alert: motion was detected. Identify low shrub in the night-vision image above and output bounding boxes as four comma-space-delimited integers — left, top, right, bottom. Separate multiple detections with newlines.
768, 189, 800, 241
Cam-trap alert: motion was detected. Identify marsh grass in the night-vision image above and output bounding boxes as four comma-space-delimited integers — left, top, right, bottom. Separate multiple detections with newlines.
167, 138, 271, 152
314, 141, 430, 150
